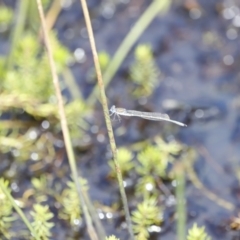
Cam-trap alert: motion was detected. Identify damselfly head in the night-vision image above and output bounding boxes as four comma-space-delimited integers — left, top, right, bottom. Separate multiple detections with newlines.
109, 105, 116, 114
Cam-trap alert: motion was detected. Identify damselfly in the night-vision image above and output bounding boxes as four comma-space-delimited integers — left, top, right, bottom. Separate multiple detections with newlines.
109, 105, 187, 127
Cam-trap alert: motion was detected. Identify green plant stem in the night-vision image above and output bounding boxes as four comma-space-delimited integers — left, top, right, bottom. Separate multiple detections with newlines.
175, 163, 186, 240
6, 0, 29, 69
79, 0, 135, 239
86, 0, 171, 105
35, 1, 98, 240
0, 181, 41, 240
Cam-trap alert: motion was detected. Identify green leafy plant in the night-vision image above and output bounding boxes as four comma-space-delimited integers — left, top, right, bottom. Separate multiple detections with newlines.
135, 139, 184, 197
130, 44, 160, 97
135, 175, 157, 199
155, 137, 183, 155
105, 235, 120, 240
32, 176, 48, 192
108, 147, 134, 177
2, 31, 71, 102
187, 223, 211, 240
0, 130, 55, 162
31, 175, 51, 203
2, 32, 54, 101
31, 204, 54, 240
0, 178, 15, 239
132, 197, 162, 240
59, 178, 88, 226
137, 145, 168, 178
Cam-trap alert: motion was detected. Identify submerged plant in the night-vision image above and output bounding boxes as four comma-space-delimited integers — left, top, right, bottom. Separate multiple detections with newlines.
137, 145, 168, 178
108, 147, 134, 177
135, 139, 185, 197
31, 175, 50, 203
2, 33, 54, 101
135, 175, 157, 198
31, 175, 48, 192
130, 44, 160, 97
59, 178, 88, 226
0, 130, 55, 162
2, 31, 71, 102
105, 235, 120, 240
187, 223, 211, 240
0, 178, 15, 239
31, 204, 54, 240
132, 197, 162, 240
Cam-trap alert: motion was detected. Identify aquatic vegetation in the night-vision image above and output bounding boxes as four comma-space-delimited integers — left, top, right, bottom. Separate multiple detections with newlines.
130, 44, 160, 98
2, 31, 71, 102
187, 223, 211, 240
135, 175, 157, 198
0, 178, 15, 239
0, 130, 55, 162
59, 178, 88, 226
135, 139, 185, 197
31, 204, 54, 240
108, 147, 134, 177
105, 235, 120, 240
137, 144, 168, 177
132, 197, 162, 240
31, 175, 49, 202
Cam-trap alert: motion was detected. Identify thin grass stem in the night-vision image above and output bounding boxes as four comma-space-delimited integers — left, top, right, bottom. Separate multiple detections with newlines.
35, 1, 98, 240
175, 163, 186, 240
79, 0, 135, 239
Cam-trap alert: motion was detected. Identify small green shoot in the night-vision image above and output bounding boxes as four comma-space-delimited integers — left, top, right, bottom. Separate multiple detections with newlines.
137, 145, 168, 177
2, 31, 71, 102
187, 223, 211, 240
30, 204, 54, 240
108, 147, 134, 177
59, 178, 88, 226
132, 197, 162, 240
105, 235, 120, 240
130, 44, 160, 97
0, 178, 15, 239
